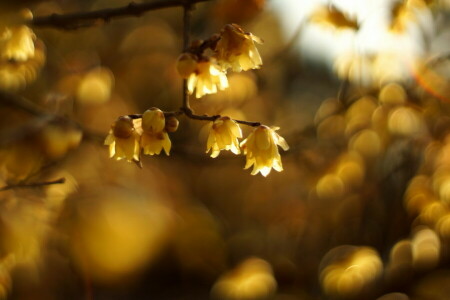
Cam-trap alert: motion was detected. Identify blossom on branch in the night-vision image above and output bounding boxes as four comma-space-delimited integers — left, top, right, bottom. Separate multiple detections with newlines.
240, 125, 289, 176
215, 23, 263, 72
206, 116, 242, 158
104, 116, 140, 162
177, 53, 229, 98
189, 59, 228, 99
140, 108, 171, 156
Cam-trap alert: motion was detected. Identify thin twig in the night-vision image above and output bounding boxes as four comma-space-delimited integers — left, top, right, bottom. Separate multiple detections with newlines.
30, 0, 211, 30
182, 2, 193, 114
0, 177, 66, 192
128, 109, 261, 127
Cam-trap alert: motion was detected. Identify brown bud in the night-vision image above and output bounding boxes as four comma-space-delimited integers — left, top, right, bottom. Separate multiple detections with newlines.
165, 116, 179, 133
113, 116, 134, 138
176, 53, 198, 78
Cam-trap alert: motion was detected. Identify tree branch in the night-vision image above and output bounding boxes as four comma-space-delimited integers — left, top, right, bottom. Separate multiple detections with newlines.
30, 0, 211, 30
0, 177, 66, 192
128, 109, 261, 127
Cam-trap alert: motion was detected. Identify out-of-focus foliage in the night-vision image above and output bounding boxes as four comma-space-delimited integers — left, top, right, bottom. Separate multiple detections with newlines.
0, 0, 450, 299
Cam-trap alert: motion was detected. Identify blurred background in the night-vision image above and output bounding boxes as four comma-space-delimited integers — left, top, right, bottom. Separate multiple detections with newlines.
1, 0, 450, 299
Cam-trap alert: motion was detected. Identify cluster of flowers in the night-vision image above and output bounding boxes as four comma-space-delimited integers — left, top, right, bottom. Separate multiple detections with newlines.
105, 108, 176, 162
176, 23, 263, 98
106, 23, 289, 176
105, 109, 289, 176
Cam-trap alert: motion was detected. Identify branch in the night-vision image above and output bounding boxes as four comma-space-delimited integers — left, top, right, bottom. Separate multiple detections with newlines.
0, 90, 105, 145
128, 108, 261, 127
0, 177, 66, 192
30, 0, 211, 30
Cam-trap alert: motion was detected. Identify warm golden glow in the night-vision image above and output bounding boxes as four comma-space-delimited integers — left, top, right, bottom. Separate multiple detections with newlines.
316, 173, 345, 201
320, 246, 383, 298
70, 193, 174, 283
387, 106, 427, 137
76, 67, 114, 105
336, 151, 365, 189
211, 257, 277, 300
411, 227, 440, 270
345, 96, 377, 136
349, 129, 382, 159
379, 83, 407, 106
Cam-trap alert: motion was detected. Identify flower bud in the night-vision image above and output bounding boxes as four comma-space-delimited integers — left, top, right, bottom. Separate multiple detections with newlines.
165, 116, 179, 133
113, 116, 134, 138
176, 53, 198, 78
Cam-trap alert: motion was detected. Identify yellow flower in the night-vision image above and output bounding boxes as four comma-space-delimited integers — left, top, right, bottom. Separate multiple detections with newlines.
206, 116, 242, 158
0, 23, 45, 91
0, 25, 35, 62
240, 125, 289, 176
104, 116, 140, 162
140, 108, 171, 156
216, 24, 263, 72
186, 59, 229, 98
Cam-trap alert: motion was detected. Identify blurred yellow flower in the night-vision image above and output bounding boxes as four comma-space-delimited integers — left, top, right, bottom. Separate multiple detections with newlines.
0, 25, 35, 62
140, 108, 171, 156
0, 24, 45, 91
187, 59, 229, 98
240, 125, 289, 176
206, 116, 242, 158
104, 116, 140, 162
216, 23, 263, 72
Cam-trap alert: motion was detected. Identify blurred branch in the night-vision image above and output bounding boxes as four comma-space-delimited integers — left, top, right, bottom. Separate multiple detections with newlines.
30, 0, 211, 30
0, 177, 65, 192
182, 2, 193, 115
0, 90, 47, 117
0, 90, 105, 145
426, 52, 450, 67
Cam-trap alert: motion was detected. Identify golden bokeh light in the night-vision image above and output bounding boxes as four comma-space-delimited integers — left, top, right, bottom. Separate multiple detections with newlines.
385, 240, 413, 283
211, 257, 277, 300
376, 292, 410, 300
335, 151, 365, 190
345, 96, 377, 136
319, 246, 383, 298
349, 129, 382, 160
314, 97, 342, 125
411, 227, 440, 270
70, 191, 174, 283
316, 173, 345, 201
76, 67, 114, 105
379, 83, 407, 106
387, 106, 427, 138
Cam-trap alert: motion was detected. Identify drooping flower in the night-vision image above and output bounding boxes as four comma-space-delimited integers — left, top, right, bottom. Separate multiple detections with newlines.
140, 108, 171, 156
104, 116, 140, 162
206, 116, 242, 158
215, 23, 263, 72
185, 58, 229, 99
240, 125, 289, 176
0, 17, 46, 91
0, 25, 36, 62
